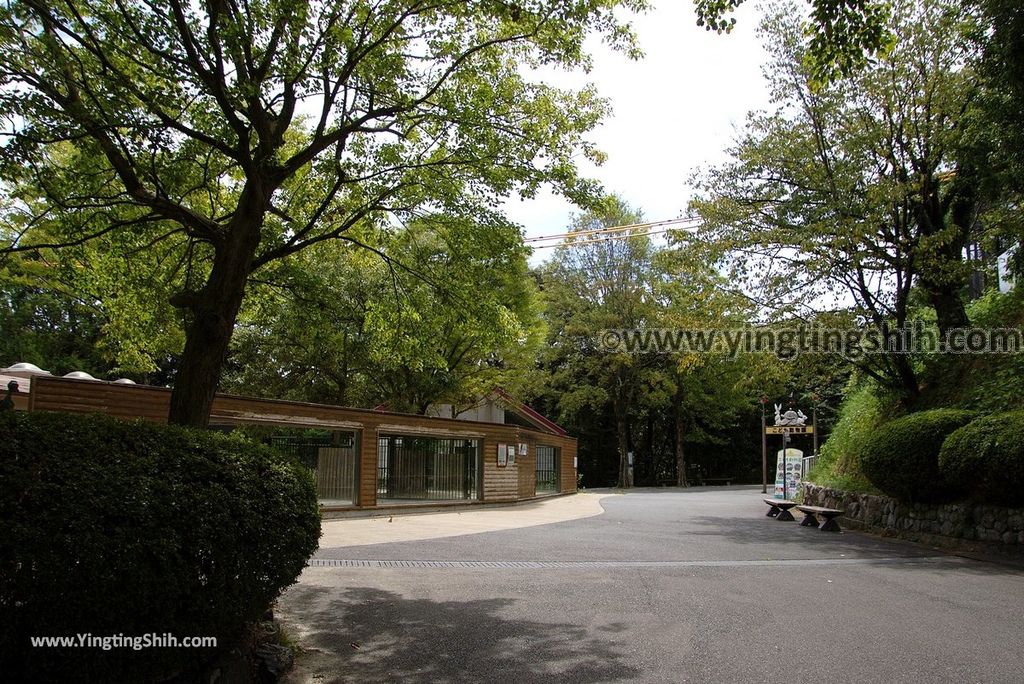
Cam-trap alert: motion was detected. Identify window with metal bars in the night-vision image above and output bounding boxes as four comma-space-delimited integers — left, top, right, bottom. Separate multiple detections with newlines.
535, 445, 560, 494
376, 435, 480, 501
268, 431, 357, 504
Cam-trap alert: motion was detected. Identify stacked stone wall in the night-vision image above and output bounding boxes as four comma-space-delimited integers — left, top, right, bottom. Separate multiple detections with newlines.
801, 483, 1024, 546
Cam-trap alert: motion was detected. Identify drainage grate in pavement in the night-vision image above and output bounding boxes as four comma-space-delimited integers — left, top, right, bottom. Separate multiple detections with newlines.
308, 556, 952, 569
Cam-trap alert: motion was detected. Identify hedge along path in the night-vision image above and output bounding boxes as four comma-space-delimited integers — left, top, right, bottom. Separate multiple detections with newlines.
317, 492, 610, 548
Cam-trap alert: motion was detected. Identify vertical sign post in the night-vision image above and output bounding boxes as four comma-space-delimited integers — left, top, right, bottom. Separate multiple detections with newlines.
811, 393, 820, 457
760, 396, 768, 494
766, 401, 813, 501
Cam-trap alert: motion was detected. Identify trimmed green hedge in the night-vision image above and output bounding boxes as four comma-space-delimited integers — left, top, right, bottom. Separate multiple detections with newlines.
940, 411, 1024, 507
860, 409, 977, 502
0, 411, 320, 682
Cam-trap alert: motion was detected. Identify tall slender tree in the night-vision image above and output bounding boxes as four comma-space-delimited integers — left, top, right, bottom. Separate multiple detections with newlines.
538, 198, 660, 487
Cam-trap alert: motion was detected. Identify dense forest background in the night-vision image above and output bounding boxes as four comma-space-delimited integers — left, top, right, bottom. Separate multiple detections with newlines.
2, 0, 1022, 487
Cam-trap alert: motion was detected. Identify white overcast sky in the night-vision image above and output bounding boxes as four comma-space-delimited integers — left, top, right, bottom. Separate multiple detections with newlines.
506, 1, 774, 260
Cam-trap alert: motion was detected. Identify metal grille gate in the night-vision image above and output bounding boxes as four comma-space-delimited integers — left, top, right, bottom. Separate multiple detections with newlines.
377, 435, 480, 501
535, 445, 559, 494
269, 432, 357, 504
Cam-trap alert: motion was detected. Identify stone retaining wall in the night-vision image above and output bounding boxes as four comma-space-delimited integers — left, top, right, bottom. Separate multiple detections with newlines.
801, 483, 1024, 546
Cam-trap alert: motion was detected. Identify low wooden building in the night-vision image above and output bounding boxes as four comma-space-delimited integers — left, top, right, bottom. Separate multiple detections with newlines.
11, 372, 577, 511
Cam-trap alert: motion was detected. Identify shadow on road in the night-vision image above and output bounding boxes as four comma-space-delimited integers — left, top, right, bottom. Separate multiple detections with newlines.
282, 585, 641, 683
686, 514, 921, 555
689, 515, 1024, 573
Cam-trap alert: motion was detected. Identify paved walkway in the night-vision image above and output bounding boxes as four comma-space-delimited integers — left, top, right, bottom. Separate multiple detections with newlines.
318, 492, 610, 548
278, 487, 1024, 683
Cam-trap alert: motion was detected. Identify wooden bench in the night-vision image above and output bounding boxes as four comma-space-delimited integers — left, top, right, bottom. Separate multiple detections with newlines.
763, 498, 798, 521
796, 505, 845, 532
702, 477, 733, 486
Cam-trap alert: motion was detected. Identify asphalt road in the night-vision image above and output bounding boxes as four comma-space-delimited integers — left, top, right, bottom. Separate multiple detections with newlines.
278, 487, 1024, 683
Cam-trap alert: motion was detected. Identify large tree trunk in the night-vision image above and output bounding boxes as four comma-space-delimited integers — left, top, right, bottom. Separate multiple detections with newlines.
916, 218, 970, 338
674, 404, 688, 487
915, 176, 972, 341
641, 413, 654, 486
891, 352, 921, 401
168, 198, 266, 426
925, 287, 970, 337
614, 392, 631, 489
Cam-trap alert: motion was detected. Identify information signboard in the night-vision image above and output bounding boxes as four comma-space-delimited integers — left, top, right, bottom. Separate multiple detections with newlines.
773, 448, 803, 500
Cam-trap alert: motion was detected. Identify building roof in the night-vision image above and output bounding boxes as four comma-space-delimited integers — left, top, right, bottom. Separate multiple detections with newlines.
375, 387, 568, 436
2, 360, 569, 437
490, 388, 568, 436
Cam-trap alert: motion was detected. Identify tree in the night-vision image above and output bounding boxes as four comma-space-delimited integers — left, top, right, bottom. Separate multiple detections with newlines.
226, 214, 543, 412
694, 0, 895, 83
695, 0, 1022, 136
365, 215, 544, 414
978, 0, 1024, 187
0, 0, 643, 425
972, 0, 1024, 261
537, 197, 661, 487
696, 0, 1024, 257
221, 244, 378, 406
532, 210, 786, 488
0, 260, 108, 375
653, 237, 766, 485
691, 0, 983, 398
0, 212, 186, 380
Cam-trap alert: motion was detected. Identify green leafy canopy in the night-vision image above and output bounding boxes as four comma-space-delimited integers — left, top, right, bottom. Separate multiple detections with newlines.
694, 0, 895, 84
0, 0, 649, 423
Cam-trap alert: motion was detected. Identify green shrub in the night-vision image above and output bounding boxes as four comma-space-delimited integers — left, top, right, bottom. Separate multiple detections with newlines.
811, 381, 890, 493
859, 409, 977, 502
940, 411, 1024, 507
0, 411, 320, 682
